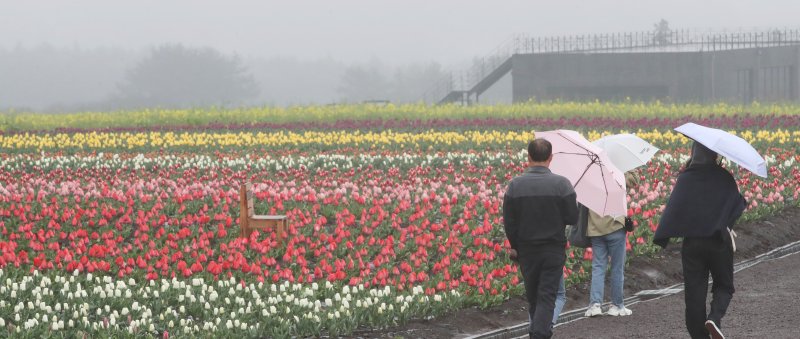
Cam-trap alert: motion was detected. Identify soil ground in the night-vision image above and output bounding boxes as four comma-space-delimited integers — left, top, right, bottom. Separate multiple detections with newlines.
552, 240, 800, 338
346, 206, 800, 339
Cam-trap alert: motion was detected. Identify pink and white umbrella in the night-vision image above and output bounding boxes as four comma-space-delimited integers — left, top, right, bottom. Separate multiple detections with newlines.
536, 130, 627, 217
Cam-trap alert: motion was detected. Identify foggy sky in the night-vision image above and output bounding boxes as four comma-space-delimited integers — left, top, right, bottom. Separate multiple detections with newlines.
2, 0, 798, 66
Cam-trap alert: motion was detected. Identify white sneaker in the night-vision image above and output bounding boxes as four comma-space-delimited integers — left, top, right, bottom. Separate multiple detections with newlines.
607, 305, 632, 316
584, 303, 603, 317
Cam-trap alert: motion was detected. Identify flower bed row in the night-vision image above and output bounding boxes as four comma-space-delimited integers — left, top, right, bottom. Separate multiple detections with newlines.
0, 270, 462, 338
5, 114, 800, 136
3, 102, 800, 132
2, 128, 798, 152
0, 140, 797, 337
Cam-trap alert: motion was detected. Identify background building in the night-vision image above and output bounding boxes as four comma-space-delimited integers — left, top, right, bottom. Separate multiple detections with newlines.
427, 29, 800, 104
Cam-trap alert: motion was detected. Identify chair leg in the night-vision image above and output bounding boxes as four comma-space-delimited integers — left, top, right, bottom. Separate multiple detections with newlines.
276, 221, 285, 245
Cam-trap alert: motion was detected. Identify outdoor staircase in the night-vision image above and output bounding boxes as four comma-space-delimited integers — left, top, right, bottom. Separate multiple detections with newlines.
438, 90, 470, 105
469, 58, 512, 100
426, 57, 512, 105
422, 35, 522, 105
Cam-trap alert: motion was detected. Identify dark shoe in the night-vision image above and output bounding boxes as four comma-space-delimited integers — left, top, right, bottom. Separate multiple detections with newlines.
705, 320, 725, 339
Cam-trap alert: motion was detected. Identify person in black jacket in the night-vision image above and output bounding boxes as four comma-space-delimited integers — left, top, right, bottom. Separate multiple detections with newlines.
654, 141, 746, 339
504, 138, 579, 339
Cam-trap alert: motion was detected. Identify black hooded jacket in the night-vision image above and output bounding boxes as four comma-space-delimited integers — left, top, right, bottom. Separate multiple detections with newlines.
653, 143, 747, 248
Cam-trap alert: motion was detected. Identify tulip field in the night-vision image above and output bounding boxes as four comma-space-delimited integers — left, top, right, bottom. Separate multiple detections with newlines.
0, 103, 798, 338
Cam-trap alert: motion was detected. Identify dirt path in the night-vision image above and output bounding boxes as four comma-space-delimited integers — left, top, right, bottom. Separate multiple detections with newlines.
349, 206, 800, 339
552, 250, 800, 338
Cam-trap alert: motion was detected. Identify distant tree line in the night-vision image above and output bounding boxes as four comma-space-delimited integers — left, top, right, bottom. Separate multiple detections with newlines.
0, 44, 447, 112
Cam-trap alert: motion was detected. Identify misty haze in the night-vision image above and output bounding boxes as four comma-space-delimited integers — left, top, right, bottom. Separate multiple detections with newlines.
2, 0, 799, 111
1, 2, 800, 339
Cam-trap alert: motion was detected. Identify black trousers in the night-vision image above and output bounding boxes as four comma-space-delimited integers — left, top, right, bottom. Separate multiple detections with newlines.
682, 235, 735, 339
518, 248, 565, 339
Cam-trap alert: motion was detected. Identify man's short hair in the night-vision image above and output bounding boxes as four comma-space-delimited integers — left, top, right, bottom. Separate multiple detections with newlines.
528, 138, 552, 162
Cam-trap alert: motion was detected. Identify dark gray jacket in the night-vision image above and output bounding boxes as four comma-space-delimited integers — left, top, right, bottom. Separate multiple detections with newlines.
503, 166, 579, 252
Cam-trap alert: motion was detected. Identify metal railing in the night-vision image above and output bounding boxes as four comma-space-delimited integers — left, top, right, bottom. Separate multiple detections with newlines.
422, 28, 800, 104
515, 28, 800, 54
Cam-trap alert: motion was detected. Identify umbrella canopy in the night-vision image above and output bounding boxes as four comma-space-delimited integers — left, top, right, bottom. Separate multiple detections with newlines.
674, 122, 768, 178
593, 133, 660, 172
536, 130, 627, 217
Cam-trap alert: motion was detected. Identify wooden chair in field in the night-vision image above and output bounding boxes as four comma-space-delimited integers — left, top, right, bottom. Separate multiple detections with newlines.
239, 183, 287, 244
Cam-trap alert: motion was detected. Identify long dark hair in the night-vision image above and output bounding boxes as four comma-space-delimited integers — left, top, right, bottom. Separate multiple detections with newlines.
680, 142, 721, 174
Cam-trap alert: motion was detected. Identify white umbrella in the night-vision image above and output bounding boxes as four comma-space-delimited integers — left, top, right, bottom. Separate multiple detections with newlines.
537, 130, 627, 217
674, 122, 768, 178
593, 133, 660, 172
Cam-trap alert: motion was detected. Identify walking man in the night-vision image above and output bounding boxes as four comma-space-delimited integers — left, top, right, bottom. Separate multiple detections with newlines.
504, 138, 579, 339
654, 142, 746, 339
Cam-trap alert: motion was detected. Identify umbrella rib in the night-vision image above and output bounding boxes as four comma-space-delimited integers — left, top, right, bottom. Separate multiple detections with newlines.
551, 132, 618, 215
576, 153, 612, 216
554, 152, 592, 156
558, 134, 595, 154
599, 158, 610, 216
573, 154, 600, 188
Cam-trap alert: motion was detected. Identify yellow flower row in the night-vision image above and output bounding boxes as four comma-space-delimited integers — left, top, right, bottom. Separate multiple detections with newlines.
1, 129, 798, 150
589, 129, 800, 145
0, 130, 535, 150
3, 101, 800, 132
